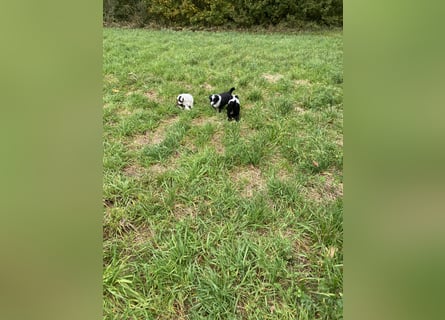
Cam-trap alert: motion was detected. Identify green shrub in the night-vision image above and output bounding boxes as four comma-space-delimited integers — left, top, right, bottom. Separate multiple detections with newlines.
104, 0, 343, 29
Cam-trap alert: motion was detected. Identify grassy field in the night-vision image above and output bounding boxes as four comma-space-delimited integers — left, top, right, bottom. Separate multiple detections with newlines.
103, 28, 343, 319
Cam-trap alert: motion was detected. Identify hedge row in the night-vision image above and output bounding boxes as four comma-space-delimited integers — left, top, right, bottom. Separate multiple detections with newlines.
103, 0, 343, 28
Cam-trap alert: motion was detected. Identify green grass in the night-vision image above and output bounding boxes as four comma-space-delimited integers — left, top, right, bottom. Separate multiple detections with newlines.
103, 28, 343, 319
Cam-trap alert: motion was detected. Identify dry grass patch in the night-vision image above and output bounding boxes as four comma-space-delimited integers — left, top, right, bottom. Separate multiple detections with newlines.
305, 172, 343, 203
239, 102, 255, 110
105, 74, 119, 84
172, 202, 197, 219
210, 130, 224, 155
325, 246, 338, 259
153, 117, 179, 142
230, 165, 266, 198
131, 133, 150, 148
181, 136, 198, 153
187, 116, 225, 153
130, 116, 179, 149
294, 79, 312, 86
172, 300, 190, 320
183, 84, 193, 91
269, 154, 293, 181
190, 116, 219, 127
294, 105, 308, 114
240, 121, 256, 132
336, 137, 343, 147
144, 89, 160, 102
116, 108, 133, 116
263, 73, 283, 83
293, 234, 314, 274
133, 223, 154, 246
201, 83, 214, 91
125, 89, 142, 96
103, 213, 137, 239
148, 163, 171, 176
123, 163, 146, 178
180, 117, 220, 152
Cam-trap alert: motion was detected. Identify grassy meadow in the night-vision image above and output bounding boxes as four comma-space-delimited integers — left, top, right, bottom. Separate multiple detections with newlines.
103, 28, 343, 319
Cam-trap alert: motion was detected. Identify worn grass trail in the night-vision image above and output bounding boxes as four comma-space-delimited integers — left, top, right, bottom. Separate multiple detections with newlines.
103, 28, 343, 319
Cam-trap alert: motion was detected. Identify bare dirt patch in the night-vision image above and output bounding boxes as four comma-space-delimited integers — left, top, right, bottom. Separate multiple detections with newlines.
294, 105, 308, 114
191, 116, 218, 127
293, 234, 313, 270
123, 163, 146, 178
210, 131, 224, 155
131, 132, 150, 148
305, 172, 343, 203
236, 122, 257, 140
148, 163, 170, 176
173, 300, 190, 320
230, 165, 266, 198
144, 89, 159, 102
240, 102, 255, 110
269, 154, 293, 181
201, 83, 214, 91
130, 116, 179, 149
186, 116, 224, 154
133, 224, 154, 246
263, 73, 284, 83
181, 136, 198, 153
183, 84, 193, 91
172, 203, 197, 219
117, 108, 133, 116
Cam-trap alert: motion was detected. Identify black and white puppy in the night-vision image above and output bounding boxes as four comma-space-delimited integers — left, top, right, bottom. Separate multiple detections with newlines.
209, 87, 235, 113
176, 93, 194, 110
227, 95, 240, 122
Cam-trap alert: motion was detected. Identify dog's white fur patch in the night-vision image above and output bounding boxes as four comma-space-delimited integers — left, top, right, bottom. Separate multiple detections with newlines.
176, 93, 194, 110
228, 95, 239, 106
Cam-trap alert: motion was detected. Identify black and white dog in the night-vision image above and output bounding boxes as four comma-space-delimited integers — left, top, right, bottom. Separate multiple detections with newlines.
176, 93, 194, 110
227, 95, 240, 122
209, 87, 235, 113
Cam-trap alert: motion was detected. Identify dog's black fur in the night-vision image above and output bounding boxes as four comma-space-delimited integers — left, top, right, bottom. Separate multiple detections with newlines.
227, 95, 240, 122
209, 87, 235, 113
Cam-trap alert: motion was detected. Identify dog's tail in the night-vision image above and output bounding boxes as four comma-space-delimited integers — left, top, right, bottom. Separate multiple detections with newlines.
229, 87, 235, 93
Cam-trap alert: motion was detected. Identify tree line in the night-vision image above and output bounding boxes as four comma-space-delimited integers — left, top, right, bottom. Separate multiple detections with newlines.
103, 0, 342, 29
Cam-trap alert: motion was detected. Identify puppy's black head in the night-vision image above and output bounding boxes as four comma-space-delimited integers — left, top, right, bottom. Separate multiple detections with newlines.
176, 95, 184, 107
